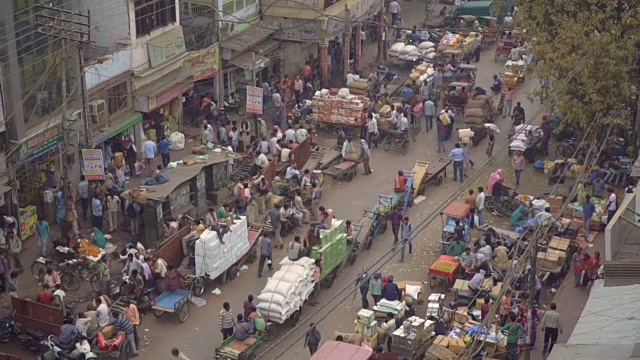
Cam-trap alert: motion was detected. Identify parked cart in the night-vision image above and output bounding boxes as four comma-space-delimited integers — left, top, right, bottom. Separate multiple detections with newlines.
412, 160, 431, 196
152, 288, 192, 323
215, 335, 261, 360
423, 159, 451, 187
428, 255, 461, 289
323, 160, 359, 181
309, 219, 354, 288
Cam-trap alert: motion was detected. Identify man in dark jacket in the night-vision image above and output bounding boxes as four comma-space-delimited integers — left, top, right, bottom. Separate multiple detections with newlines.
356, 267, 372, 309
381, 276, 400, 301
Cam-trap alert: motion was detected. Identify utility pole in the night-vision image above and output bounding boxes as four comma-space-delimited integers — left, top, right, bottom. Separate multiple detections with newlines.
35, 4, 91, 199
251, 51, 259, 138
524, 233, 538, 360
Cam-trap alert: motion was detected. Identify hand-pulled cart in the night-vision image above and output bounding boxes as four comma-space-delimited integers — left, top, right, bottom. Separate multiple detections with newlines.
428, 255, 460, 289
152, 288, 192, 323
381, 128, 414, 155
323, 160, 359, 181
215, 335, 261, 360
423, 159, 451, 187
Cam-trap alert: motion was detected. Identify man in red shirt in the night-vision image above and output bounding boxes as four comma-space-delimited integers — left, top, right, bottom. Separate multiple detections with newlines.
394, 170, 407, 193
302, 62, 312, 83
36, 284, 54, 306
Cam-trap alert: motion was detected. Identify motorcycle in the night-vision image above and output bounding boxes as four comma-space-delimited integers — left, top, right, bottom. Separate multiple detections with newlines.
0, 317, 49, 354
41, 334, 97, 360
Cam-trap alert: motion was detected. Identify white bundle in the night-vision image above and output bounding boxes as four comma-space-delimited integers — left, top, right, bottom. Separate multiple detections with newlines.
420, 48, 436, 55
418, 41, 435, 50
257, 292, 291, 306
280, 256, 315, 268
338, 88, 350, 97
424, 52, 436, 60
194, 217, 250, 279
399, 45, 418, 56
271, 270, 305, 285
388, 42, 405, 57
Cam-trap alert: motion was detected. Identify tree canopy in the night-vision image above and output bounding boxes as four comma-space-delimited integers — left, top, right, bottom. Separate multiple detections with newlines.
517, 0, 640, 133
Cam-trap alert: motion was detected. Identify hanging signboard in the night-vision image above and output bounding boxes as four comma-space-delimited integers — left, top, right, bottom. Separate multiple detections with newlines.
81, 149, 106, 180
246, 86, 264, 114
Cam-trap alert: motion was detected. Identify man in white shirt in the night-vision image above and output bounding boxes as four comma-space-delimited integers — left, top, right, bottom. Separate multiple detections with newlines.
96, 297, 110, 327
106, 194, 121, 233
503, 12, 513, 25
423, 98, 435, 131
295, 127, 309, 143
389, 105, 398, 129
142, 139, 157, 175
280, 146, 292, 163
398, 112, 409, 131
468, 269, 486, 293
606, 187, 618, 224
388, 0, 400, 25
476, 186, 486, 226
366, 113, 378, 148
284, 128, 296, 143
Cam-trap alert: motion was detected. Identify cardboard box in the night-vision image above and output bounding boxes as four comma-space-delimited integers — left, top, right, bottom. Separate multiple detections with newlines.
562, 207, 574, 218
537, 252, 560, 269
570, 218, 584, 230
428, 344, 457, 360
546, 249, 567, 264
549, 237, 570, 251
434, 335, 449, 348
448, 337, 466, 354
454, 309, 469, 324
546, 195, 563, 207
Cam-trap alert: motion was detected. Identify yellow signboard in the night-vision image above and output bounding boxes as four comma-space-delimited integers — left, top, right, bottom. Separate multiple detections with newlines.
182, 44, 220, 81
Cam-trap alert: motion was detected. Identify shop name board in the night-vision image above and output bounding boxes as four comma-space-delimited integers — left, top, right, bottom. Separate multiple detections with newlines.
182, 44, 220, 81
19, 126, 63, 161
148, 27, 186, 68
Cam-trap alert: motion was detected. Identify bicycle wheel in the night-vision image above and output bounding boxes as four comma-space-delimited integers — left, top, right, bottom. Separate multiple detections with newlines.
193, 277, 205, 297
31, 261, 47, 281
263, 322, 279, 341
401, 140, 409, 155
485, 199, 503, 216
89, 273, 100, 292
61, 271, 81, 291
411, 128, 418, 141
382, 136, 391, 151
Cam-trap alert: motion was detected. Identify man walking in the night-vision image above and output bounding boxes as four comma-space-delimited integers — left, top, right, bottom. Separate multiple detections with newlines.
257, 234, 272, 278
112, 311, 138, 357
142, 138, 157, 176
540, 302, 563, 357
91, 194, 104, 231
35, 218, 50, 257
268, 205, 283, 249
582, 194, 595, 238
356, 268, 371, 309
360, 139, 372, 175
512, 151, 525, 187
106, 192, 121, 233
449, 143, 465, 182
158, 136, 172, 168
464, 189, 477, 229
436, 114, 447, 153
219, 302, 234, 340
399, 217, 412, 262
388, 0, 401, 25
304, 323, 322, 355
78, 175, 90, 221
606, 187, 618, 224
476, 187, 486, 226
388, 206, 403, 244
423, 97, 435, 131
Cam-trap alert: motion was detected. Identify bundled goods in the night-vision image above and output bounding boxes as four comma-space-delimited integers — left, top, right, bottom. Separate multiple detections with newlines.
409, 72, 421, 81
310, 219, 347, 278
194, 216, 250, 280
337, 88, 350, 97
431, 260, 457, 273
354, 309, 377, 337
379, 104, 392, 118
77, 239, 104, 258
464, 108, 486, 119
418, 41, 435, 50
388, 42, 405, 57
374, 299, 405, 315
439, 33, 463, 47
312, 91, 366, 125
391, 316, 435, 359
467, 99, 490, 110
464, 117, 484, 125
503, 72, 518, 88
458, 128, 475, 144
472, 94, 488, 101
257, 257, 316, 324
438, 112, 451, 126
399, 45, 418, 56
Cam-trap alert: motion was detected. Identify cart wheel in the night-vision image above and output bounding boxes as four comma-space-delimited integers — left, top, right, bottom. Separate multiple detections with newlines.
381, 222, 388, 234
400, 140, 409, 155
365, 233, 373, 250
178, 302, 190, 323
435, 175, 443, 186
153, 309, 164, 318
263, 322, 279, 342
228, 266, 239, 281
347, 170, 354, 182
247, 354, 257, 360
326, 274, 335, 288
349, 251, 357, 265
194, 277, 205, 297
291, 310, 301, 326
383, 136, 391, 151
119, 341, 132, 360
429, 275, 437, 289
411, 129, 418, 142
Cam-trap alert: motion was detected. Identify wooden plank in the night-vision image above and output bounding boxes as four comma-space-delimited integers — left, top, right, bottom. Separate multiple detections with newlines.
412, 160, 431, 197
156, 226, 192, 268
319, 149, 342, 170
11, 297, 63, 336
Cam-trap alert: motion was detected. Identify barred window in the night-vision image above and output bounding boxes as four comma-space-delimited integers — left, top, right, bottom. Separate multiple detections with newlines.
134, 0, 177, 37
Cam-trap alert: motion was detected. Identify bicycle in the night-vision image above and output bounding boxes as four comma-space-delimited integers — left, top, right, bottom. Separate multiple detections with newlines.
485, 195, 520, 216
261, 317, 279, 342
31, 257, 55, 282
183, 275, 205, 297
58, 257, 100, 292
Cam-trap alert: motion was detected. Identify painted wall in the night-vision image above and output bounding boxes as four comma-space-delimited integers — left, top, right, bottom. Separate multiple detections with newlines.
85, 48, 133, 91
73, 0, 131, 51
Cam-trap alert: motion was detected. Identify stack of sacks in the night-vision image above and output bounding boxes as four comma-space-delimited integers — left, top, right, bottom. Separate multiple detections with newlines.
504, 72, 518, 89
374, 299, 405, 315
194, 216, 250, 279
418, 41, 435, 51
388, 41, 405, 57
257, 257, 316, 324
464, 95, 492, 125
398, 45, 420, 61
510, 124, 542, 152
347, 80, 370, 96
311, 90, 366, 126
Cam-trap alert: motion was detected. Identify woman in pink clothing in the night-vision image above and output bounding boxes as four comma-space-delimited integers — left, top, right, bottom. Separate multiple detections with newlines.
488, 169, 503, 195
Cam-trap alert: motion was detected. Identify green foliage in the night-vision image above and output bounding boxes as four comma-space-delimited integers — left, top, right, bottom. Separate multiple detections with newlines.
517, 0, 640, 133
490, 0, 506, 18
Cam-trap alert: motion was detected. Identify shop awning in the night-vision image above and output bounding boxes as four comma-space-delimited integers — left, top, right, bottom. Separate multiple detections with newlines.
134, 68, 195, 112
229, 52, 270, 71
221, 27, 275, 53
93, 112, 144, 145
251, 39, 279, 55
135, 68, 195, 99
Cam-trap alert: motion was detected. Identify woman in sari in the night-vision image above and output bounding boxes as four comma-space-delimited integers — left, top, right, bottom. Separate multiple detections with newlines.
488, 169, 503, 195
91, 227, 107, 249
573, 248, 587, 286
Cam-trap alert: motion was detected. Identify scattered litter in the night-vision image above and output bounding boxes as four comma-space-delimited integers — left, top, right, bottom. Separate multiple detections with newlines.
191, 296, 207, 307
144, 329, 149, 332
413, 195, 426, 205
211, 288, 222, 295
239, 265, 249, 271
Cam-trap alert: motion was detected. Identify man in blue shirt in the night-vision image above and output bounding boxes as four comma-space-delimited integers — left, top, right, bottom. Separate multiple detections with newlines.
234, 314, 255, 340
158, 136, 172, 168
142, 139, 157, 176
449, 143, 465, 182
91, 194, 103, 231
401, 85, 413, 104
582, 194, 596, 239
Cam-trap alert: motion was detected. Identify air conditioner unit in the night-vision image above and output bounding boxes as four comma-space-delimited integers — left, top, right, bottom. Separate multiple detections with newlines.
222, 21, 236, 34
89, 99, 106, 124
69, 109, 83, 123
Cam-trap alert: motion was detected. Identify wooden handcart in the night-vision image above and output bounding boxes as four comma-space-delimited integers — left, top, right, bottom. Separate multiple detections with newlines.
323, 160, 358, 182
423, 159, 451, 187
215, 334, 261, 360
412, 160, 431, 196
428, 255, 460, 289
152, 288, 192, 323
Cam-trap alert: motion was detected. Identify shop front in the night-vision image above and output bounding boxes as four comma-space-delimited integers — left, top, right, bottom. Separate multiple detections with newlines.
92, 111, 144, 171
134, 68, 194, 142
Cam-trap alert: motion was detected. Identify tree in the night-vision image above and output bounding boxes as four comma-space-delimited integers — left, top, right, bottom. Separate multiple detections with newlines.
517, 0, 640, 135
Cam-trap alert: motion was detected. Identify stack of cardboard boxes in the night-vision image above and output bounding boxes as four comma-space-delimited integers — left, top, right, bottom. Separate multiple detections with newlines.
354, 309, 378, 349
427, 293, 445, 318
309, 219, 347, 279
391, 316, 435, 359
311, 91, 366, 126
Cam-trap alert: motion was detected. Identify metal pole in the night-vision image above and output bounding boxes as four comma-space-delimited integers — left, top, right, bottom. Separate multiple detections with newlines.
524, 234, 538, 360
78, 46, 91, 148
251, 51, 259, 138
60, 38, 69, 193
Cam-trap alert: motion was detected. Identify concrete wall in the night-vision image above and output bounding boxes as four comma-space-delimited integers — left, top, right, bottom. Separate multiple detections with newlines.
605, 192, 640, 261
85, 48, 133, 91
281, 42, 318, 77
74, 0, 131, 50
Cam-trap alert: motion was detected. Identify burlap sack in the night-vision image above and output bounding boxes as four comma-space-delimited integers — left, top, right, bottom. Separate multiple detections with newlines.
467, 100, 487, 109
465, 108, 486, 118
348, 80, 369, 91
464, 116, 485, 125
473, 95, 489, 101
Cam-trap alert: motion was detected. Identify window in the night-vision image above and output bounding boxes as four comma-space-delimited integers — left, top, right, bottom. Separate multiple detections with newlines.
134, 0, 177, 37
107, 82, 129, 116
